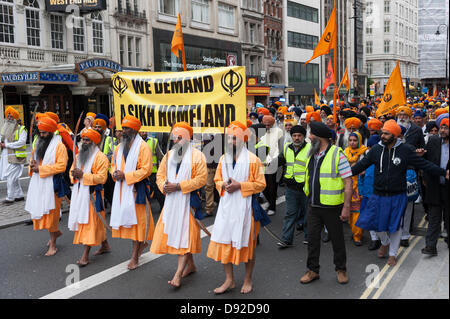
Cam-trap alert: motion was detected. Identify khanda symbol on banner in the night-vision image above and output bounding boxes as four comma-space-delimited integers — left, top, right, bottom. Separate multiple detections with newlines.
324, 32, 332, 43
221, 69, 243, 97
113, 75, 128, 97
383, 93, 392, 103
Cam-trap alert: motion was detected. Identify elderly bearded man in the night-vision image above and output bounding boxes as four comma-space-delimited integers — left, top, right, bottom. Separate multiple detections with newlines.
69, 128, 111, 266
150, 122, 207, 288
25, 117, 68, 256
0, 107, 27, 204
207, 121, 266, 294
110, 115, 154, 270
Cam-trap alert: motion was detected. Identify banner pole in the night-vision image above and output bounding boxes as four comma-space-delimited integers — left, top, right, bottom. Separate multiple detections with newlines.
333, 0, 338, 124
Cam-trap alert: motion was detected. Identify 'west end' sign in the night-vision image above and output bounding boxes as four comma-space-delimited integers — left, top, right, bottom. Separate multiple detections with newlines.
45, 0, 107, 13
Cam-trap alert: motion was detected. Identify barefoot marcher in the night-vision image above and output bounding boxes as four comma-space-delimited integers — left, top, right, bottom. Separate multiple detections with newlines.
150, 122, 207, 288
207, 121, 266, 294
110, 115, 154, 270
25, 116, 68, 256
69, 128, 111, 266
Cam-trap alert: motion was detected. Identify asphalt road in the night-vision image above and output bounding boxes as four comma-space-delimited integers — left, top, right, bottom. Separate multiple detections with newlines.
1, 187, 446, 302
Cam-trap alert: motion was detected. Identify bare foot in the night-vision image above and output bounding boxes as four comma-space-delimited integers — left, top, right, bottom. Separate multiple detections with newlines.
241, 280, 253, 294
127, 258, 139, 270
168, 273, 182, 288
77, 259, 89, 267
138, 242, 149, 257
94, 245, 111, 256
213, 280, 235, 294
378, 245, 389, 258
45, 247, 58, 256
181, 264, 196, 278
387, 256, 397, 266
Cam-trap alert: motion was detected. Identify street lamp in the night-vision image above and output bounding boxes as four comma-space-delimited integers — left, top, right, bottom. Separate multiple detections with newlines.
435, 24, 449, 89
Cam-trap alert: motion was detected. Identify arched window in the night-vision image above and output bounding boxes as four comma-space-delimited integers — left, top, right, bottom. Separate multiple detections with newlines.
24, 0, 40, 46
0, 0, 14, 43
91, 12, 103, 53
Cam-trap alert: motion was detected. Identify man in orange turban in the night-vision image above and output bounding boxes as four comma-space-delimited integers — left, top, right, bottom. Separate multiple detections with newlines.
306, 111, 321, 124
111, 114, 154, 270
26, 116, 68, 257
344, 117, 362, 132
1, 106, 27, 204
150, 121, 207, 288
45, 112, 60, 124
207, 120, 266, 294
434, 108, 448, 118
257, 107, 270, 116
69, 128, 111, 266
367, 118, 383, 136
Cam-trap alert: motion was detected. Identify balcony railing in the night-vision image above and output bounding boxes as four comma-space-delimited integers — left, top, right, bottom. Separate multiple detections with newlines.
115, 7, 147, 20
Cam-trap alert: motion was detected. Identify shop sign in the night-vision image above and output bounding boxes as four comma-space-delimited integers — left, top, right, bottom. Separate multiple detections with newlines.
76, 58, 122, 73
0, 72, 78, 85
45, 0, 107, 13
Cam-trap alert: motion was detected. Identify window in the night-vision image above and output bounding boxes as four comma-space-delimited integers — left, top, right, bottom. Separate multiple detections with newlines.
250, 55, 256, 74
366, 41, 373, 54
366, 2, 373, 15
218, 3, 235, 30
384, 62, 391, 75
25, 0, 40, 47
288, 61, 319, 85
119, 35, 126, 65
287, 1, 318, 23
0, 0, 14, 43
288, 31, 318, 50
249, 23, 255, 43
50, 15, 64, 49
192, 0, 209, 24
384, 0, 390, 13
367, 63, 373, 76
73, 17, 85, 51
243, 0, 260, 11
158, 0, 180, 16
384, 20, 390, 33
384, 40, 390, 53
128, 37, 133, 66
135, 38, 141, 67
92, 13, 103, 54
366, 22, 372, 35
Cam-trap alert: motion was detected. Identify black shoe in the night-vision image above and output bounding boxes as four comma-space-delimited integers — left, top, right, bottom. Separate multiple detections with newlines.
400, 239, 410, 247
14, 197, 25, 202
322, 232, 330, 243
296, 224, 304, 231
25, 220, 33, 226
421, 246, 437, 256
277, 241, 293, 249
2, 199, 14, 205
368, 240, 381, 251
352, 238, 362, 246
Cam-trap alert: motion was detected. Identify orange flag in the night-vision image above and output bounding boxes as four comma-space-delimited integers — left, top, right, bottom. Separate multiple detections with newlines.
171, 13, 187, 71
305, 0, 337, 65
314, 89, 320, 105
432, 86, 438, 99
322, 59, 335, 95
375, 61, 406, 118
338, 67, 350, 92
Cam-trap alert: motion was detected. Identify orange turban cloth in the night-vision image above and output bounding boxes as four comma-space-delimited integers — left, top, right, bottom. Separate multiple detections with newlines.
275, 101, 282, 106
172, 122, 193, 140
35, 113, 45, 121
86, 112, 96, 119
262, 115, 275, 125
5, 106, 20, 120
45, 112, 60, 123
278, 106, 288, 114
305, 105, 314, 113
382, 119, 401, 137
37, 117, 58, 133
94, 118, 107, 131
367, 118, 383, 131
257, 108, 270, 116
121, 115, 141, 131
227, 121, 250, 142
344, 117, 362, 129
396, 106, 412, 117
109, 117, 116, 129
81, 128, 101, 145
435, 108, 448, 118
306, 111, 321, 123
246, 119, 253, 128
441, 118, 449, 127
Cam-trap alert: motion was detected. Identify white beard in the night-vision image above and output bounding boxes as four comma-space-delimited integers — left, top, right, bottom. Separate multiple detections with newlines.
0, 119, 17, 141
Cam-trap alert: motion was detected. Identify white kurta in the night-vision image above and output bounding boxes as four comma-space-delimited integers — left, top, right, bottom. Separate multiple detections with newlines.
2, 128, 27, 199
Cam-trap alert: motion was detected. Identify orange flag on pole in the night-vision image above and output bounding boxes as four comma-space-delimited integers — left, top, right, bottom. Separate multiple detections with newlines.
338, 67, 350, 92
432, 86, 438, 99
314, 89, 321, 105
171, 13, 187, 71
305, 1, 337, 65
322, 58, 335, 95
375, 61, 406, 118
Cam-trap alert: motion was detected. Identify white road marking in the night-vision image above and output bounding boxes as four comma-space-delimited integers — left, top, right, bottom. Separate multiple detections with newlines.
41, 196, 287, 299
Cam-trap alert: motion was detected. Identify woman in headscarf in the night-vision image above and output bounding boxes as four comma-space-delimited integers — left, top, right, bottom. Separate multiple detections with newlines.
344, 131, 367, 246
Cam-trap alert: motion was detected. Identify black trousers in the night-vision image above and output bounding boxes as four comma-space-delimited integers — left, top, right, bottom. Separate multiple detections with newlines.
307, 205, 347, 274
263, 173, 278, 211
425, 186, 449, 249
149, 173, 165, 211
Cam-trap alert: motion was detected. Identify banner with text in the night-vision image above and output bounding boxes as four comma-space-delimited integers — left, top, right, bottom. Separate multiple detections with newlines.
112, 66, 247, 133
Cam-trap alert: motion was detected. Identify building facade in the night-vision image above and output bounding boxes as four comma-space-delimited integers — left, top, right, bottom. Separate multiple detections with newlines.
364, 0, 419, 96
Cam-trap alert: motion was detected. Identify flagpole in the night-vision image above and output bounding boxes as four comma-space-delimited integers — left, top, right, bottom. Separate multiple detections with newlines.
333, 0, 338, 124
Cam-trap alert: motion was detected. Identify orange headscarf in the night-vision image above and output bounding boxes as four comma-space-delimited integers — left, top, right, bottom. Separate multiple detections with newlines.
306, 111, 321, 123
172, 122, 193, 140
227, 121, 250, 142
37, 117, 58, 133
382, 119, 401, 137
4, 106, 19, 120
45, 112, 60, 123
396, 106, 412, 117
81, 128, 101, 145
344, 117, 362, 129
121, 115, 141, 131
367, 118, 383, 131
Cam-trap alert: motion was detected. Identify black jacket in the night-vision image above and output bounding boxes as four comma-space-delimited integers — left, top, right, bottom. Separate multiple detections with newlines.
352, 140, 446, 196
423, 135, 449, 205
404, 122, 425, 149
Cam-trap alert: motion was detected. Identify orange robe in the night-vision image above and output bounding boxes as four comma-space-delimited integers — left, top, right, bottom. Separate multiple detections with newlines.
150, 148, 207, 255
110, 141, 154, 242
207, 152, 266, 265
31, 142, 68, 233
70, 151, 109, 246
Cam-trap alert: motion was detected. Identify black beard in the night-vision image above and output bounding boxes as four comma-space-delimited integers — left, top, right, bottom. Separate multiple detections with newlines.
382, 136, 395, 146
78, 143, 95, 167
308, 138, 321, 158
35, 135, 53, 162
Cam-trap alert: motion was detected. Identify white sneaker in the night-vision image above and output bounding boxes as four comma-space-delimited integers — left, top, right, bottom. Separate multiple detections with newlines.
261, 202, 270, 210
267, 210, 275, 216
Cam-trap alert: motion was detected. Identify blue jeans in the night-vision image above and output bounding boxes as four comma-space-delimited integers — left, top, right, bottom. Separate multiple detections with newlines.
281, 187, 308, 244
